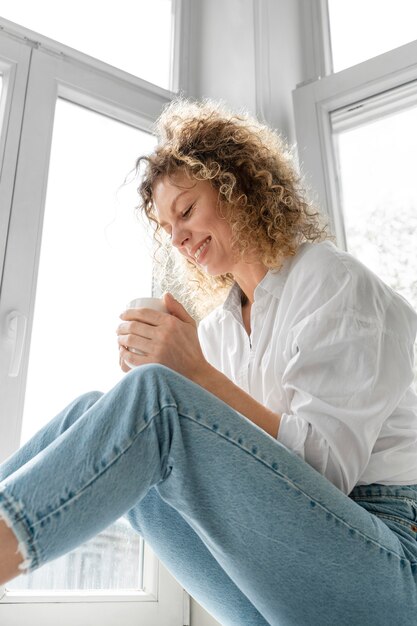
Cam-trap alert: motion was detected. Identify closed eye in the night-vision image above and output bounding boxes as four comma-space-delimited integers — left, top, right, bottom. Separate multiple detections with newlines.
181, 203, 195, 218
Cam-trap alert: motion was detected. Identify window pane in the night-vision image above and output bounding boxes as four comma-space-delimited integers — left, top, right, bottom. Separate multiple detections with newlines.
331, 103, 417, 356
9, 519, 143, 591
328, 0, 417, 72
0, 0, 173, 89
7, 98, 155, 592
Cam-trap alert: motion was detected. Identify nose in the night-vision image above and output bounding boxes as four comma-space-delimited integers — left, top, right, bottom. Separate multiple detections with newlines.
171, 224, 190, 249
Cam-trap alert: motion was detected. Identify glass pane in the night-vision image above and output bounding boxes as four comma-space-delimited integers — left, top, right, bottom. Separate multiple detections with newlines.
0, 0, 173, 89
9, 519, 143, 591
328, 0, 417, 72
332, 102, 417, 374
7, 98, 156, 592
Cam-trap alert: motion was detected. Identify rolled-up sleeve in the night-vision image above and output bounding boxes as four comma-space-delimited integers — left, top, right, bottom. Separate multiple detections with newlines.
278, 311, 415, 494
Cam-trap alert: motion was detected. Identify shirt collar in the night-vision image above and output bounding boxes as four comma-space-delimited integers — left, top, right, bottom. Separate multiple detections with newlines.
223, 282, 243, 324
254, 254, 293, 301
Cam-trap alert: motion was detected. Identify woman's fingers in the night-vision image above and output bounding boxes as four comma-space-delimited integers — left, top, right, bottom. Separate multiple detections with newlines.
117, 320, 154, 340
117, 332, 152, 355
119, 348, 132, 372
116, 319, 156, 356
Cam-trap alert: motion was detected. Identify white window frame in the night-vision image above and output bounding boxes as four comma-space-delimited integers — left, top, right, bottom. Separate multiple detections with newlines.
293, 2, 417, 250
0, 32, 31, 304
0, 11, 191, 626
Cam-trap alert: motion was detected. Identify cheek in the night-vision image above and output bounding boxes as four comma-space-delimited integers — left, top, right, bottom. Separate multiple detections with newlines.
218, 225, 233, 247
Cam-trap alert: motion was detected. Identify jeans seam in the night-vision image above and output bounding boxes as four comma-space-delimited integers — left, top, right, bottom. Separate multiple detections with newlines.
371, 513, 417, 531
352, 495, 417, 508
179, 411, 417, 566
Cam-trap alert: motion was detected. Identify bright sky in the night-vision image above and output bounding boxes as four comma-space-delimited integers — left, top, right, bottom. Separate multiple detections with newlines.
0, 0, 172, 88
328, 0, 417, 71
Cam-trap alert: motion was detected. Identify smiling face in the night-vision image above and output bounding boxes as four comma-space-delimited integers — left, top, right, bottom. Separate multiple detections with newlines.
153, 171, 237, 277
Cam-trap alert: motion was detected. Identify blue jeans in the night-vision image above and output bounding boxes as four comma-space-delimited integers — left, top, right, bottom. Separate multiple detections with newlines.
1, 364, 417, 625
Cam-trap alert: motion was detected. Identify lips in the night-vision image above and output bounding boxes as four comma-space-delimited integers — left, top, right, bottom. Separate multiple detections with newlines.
192, 236, 211, 262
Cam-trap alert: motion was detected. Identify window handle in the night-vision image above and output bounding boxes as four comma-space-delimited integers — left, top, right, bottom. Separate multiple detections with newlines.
6, 311, 27, 377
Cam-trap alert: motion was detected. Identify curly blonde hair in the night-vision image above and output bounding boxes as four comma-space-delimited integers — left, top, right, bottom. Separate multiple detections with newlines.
135, 98, 328, 318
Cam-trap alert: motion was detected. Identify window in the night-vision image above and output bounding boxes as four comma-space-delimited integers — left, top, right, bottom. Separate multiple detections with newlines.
331, 98, 417, 315
9, 518, 144, 592
0, 0, 175, 89
328, 0, 417, 72
294, 3, 417, 378
0, 35, 31, 285
7, 98, 154, 595
19, 99, 155, 444
0, 11, 188, 625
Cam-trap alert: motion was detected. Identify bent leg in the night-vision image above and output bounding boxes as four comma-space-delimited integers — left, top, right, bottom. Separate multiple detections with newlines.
0, 392, 103, 580
127, 488, 269, 626
1, 365, 416, 625
0, 391, 103, 482
0, 387, 268, 623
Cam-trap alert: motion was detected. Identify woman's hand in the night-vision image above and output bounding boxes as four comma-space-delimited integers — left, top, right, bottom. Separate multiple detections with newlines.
117, 293, 281, 437
116, 293, 209, 382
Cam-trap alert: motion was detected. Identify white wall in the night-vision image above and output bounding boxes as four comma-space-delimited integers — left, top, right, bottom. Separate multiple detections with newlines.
266, 0, 311, 143
187, 0, 257, 114
186, 0, 315, 145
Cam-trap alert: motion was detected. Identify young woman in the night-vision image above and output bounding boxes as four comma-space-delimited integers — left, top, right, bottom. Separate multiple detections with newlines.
1, 99, 417, 626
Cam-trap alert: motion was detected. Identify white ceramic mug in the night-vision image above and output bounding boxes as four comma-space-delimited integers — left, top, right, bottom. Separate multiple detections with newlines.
124, 297, 168, 363
127, 297, 167, 313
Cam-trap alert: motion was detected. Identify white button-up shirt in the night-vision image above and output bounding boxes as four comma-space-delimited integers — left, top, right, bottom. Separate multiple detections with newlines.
198, 241, 417, 495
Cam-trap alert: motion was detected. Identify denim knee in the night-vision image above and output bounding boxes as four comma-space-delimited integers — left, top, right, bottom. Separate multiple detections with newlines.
125, 362, 176, 382
74, 390, 103, 407
61, 390, 104, 429
123, 363, 182, 399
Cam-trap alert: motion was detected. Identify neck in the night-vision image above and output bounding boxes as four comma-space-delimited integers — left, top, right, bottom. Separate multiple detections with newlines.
240, 291, 249, 307
234, 264, 268, 304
